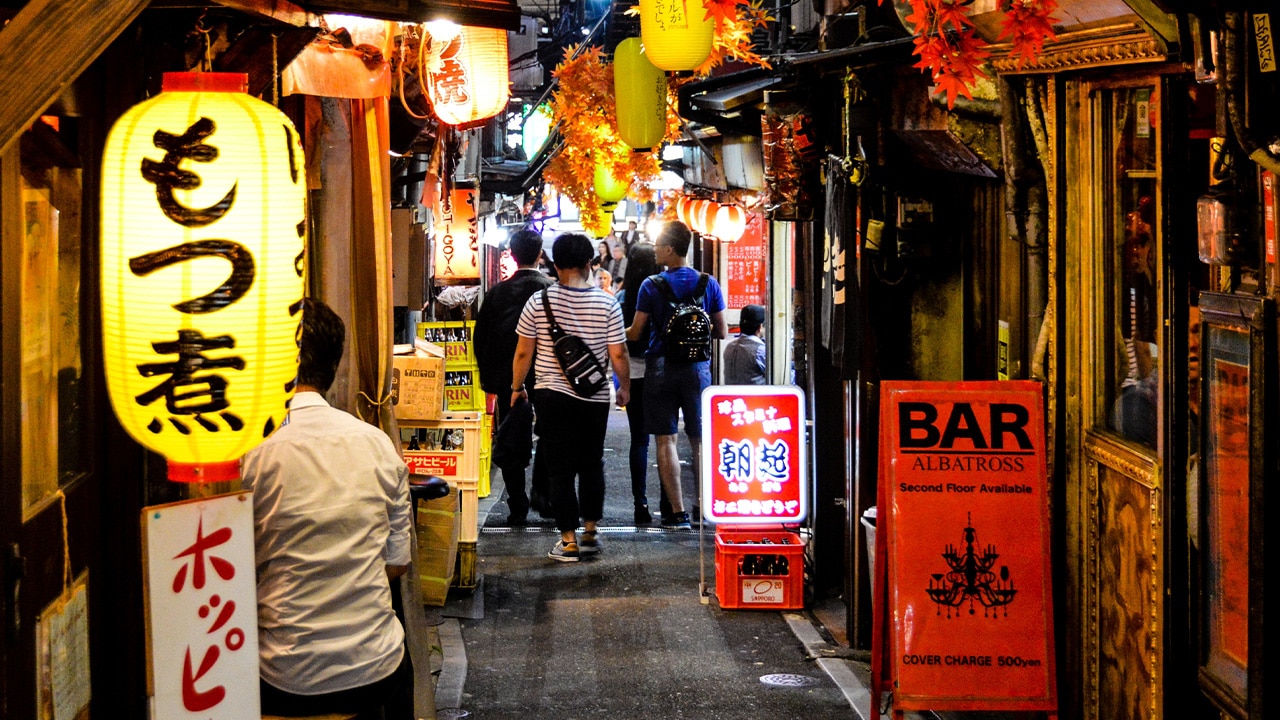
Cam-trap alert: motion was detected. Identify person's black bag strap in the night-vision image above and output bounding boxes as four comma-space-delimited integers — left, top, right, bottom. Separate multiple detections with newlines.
541, 289, 565, 340
650, 272, 709, 307
690, 272, 710, 305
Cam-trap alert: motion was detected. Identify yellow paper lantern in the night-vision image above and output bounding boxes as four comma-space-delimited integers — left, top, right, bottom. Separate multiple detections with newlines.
433, 186, 480, 283
639, 0, 714, 71
594, 163, 630, 209
613, 37, 668, 149
422, 21, 510, 129
711, 203, 747, 242
101, 72, 307, 482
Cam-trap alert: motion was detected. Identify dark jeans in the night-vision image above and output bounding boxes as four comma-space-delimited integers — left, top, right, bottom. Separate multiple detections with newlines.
534, 389, 609, 533
259, 644, 411, 719
625, 377, 671, 516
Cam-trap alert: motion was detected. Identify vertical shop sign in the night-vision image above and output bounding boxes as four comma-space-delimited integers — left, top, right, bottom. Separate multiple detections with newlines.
878, 381, 1056, 713
143, 492, 259, 719
700, 385, 807, 524
724, 212, 767, 309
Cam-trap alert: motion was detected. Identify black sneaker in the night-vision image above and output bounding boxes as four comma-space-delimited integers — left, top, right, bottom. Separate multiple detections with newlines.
661, 512, 692, 530
634, 505, 653, 525
548, 540, 580, 562
579, 531, 603, 555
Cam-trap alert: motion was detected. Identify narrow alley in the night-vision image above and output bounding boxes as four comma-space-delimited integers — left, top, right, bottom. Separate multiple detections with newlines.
428, 408, 866, 719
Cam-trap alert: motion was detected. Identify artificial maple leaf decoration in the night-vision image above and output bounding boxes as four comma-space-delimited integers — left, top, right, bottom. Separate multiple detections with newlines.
998, 0, 1059, 69
885, 0, 1053, 107
703, 0, 741, 26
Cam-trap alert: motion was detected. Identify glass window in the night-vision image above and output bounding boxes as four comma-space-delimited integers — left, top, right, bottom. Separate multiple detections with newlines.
19, 123, 85, 516
1103, 87, 1160, 447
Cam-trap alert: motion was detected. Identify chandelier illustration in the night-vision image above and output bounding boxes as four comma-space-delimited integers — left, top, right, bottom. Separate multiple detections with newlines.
925, 513, 1017, 618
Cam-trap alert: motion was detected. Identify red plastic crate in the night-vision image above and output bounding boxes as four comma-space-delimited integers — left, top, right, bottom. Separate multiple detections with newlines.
714, 526, 805, 610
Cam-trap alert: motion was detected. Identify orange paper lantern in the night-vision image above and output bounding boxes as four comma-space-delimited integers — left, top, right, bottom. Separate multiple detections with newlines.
711, 203, 747, 242
639, 0, 714, 71
691, 199, 717, 235
433, 186, 479, 282
676, 195, 697, 226
422, 21, 510, 129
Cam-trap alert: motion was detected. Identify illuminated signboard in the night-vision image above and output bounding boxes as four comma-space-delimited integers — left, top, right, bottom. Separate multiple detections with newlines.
700, 385, 807, 525
877, 380, 1057, 714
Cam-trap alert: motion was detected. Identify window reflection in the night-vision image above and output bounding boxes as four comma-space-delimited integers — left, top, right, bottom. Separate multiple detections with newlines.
1105, 87, 1160, 446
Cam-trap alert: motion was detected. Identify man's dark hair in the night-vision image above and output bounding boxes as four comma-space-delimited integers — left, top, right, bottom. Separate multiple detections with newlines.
551, 233, 594, 270
297, 298, 345, 393
739, 304, 765, 336
658, 220, 692, 256
509, 229, 544, 266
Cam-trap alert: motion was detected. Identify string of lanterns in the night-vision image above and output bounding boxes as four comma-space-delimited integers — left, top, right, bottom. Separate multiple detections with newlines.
675, 195, 749, 243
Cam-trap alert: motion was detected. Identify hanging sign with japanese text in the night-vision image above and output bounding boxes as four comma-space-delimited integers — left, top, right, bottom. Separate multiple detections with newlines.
700, 385, 807, 525
143, 492, 259, 719
724, 212, 767, 309
878, 381, 1056, 713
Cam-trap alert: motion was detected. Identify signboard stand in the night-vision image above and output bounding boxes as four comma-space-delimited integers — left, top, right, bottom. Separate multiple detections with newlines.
874, 381, 1057, 718
700, 385, 809, 609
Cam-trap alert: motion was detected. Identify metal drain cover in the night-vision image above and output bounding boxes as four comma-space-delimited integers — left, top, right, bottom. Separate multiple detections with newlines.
760, 673, 823, 687
435, 709, 472, 720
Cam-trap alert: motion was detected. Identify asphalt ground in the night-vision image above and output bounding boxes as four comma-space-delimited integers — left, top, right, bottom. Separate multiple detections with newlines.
433, 406, 878, 719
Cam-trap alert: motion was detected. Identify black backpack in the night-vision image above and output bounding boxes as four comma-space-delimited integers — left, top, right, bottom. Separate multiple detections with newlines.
541, 290, 609, 398
651, 273, 712, 363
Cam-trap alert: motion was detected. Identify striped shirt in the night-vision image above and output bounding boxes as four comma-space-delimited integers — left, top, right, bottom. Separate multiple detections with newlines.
516, 283, 625, 402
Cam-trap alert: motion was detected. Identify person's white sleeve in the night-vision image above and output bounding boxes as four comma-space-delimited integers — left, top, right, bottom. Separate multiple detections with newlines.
383, 447, 413, 566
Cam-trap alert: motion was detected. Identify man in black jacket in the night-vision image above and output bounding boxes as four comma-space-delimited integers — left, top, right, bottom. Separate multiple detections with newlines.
475, 229, 554, 524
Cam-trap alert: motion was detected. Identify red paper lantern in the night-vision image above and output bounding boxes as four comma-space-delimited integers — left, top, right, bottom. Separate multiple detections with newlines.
711, 203, 747, 242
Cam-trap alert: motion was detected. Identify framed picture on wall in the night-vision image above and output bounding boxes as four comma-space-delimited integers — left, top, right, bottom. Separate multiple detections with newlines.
1196, 292, 1269, 720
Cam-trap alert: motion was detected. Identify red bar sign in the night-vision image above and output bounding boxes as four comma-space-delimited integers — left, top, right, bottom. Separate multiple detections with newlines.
879, 381, 1057, 713
405, 452, 460, 478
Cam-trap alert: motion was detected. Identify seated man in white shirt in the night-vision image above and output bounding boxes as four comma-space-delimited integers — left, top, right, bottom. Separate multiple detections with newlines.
241, 298, 413, 717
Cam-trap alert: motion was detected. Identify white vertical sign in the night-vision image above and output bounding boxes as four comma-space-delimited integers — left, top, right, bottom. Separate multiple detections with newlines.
143, 492, 259, 719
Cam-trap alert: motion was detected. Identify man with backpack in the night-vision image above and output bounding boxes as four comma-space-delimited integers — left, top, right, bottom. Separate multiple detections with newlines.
626, 220, 727, 528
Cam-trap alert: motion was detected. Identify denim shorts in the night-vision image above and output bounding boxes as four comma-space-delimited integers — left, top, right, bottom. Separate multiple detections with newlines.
642, 356, 711, 437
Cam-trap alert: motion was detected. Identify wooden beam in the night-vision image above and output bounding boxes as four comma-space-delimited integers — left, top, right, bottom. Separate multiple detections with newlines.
0, 0, 150, 155
214, 0, 313, 27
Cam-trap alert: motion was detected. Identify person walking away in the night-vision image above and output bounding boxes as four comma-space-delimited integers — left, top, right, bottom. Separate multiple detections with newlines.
619, 241, 669, 524
474, 229, 553, 524
723, 304, 767, 385
626, 221, 727, 528
241, 298, 413, 717
607, 244, 629, 292
512, 233, 630, 561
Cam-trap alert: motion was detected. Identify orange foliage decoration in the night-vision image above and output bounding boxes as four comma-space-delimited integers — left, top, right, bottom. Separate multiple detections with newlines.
545, 45, 662, 238
692, 1, 774, 76
886, 0, 1057, 108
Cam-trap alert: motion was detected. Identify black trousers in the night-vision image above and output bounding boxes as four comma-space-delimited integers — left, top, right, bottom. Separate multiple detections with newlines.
259, 644, 411, 719
534, 389, 610, 533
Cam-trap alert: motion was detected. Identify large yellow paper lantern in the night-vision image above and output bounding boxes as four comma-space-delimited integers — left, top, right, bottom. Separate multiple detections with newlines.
101, 72, 307, 482
594, 163, 630, 211
433, 186, 479, 283
639, 0, 714, 71
422, 21, 510, 129
614, 37, 668, 149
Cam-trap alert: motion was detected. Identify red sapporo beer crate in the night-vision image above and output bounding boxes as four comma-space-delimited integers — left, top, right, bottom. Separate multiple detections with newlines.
714, 526, 805, 610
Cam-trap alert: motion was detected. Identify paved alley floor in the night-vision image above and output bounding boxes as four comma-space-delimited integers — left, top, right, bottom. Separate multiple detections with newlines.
431, 407, 875, 720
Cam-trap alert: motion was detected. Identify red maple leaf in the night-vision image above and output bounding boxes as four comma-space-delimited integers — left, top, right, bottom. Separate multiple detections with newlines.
934, 0, 974, 32
702, 0, 741, 26
998, 0, 1058, 69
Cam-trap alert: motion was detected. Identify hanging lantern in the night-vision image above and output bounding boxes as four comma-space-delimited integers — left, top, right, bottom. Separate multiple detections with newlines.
422, 21, 510, 129
433, 184, 480, 283
712, 203, 747, 242
594, 163, 630, 211
676, 195, 697, 226
614, 37, 668, 149
639, 0, 714, 71
101, 72, 307, 482
691, 198, 717, 235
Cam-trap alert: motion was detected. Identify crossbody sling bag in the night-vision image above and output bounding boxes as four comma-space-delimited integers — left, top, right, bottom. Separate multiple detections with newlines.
540, 289, 609, 398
